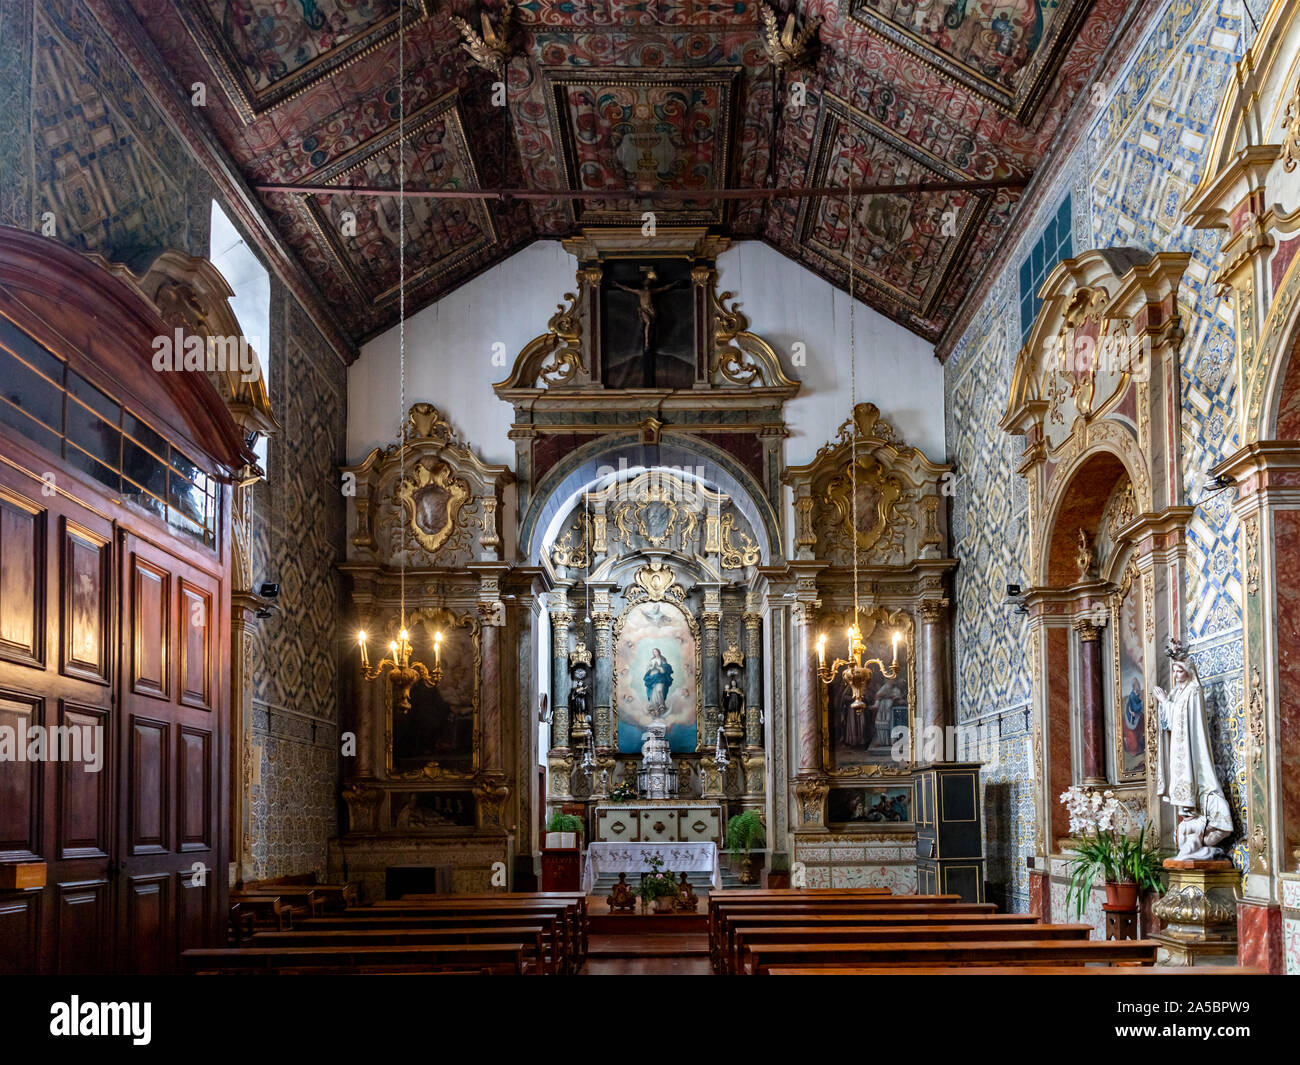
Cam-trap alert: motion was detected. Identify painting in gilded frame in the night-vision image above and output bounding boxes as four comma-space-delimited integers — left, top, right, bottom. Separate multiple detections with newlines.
823, 609, 914, 772
387, 611, 479, 779
1113, 562, 1145, 782
827, 784, 913, 826
613, 599, 699, 754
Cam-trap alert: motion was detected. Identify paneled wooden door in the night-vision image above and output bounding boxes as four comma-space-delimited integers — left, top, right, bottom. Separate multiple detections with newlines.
116, 530, 224, 974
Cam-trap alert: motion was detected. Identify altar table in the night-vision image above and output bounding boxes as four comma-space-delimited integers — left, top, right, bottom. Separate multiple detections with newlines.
582, 841, 721, 893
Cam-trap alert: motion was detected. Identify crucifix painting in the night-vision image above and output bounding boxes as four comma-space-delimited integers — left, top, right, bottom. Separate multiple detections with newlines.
601, 259, 696, 389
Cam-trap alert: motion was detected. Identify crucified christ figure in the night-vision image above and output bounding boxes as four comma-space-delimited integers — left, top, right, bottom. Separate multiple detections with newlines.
614, 269, 680, 355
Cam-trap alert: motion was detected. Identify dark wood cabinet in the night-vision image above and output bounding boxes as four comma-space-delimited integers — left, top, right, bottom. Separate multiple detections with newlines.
914, 762, 985, 903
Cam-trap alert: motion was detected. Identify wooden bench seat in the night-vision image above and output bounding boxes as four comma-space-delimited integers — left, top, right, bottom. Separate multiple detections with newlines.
745, 939, 1160, 974
733, 924, 1091, 975
250, 926, 552, 974
717, 913, 1041, 974
351, 900, 585, 965
298, 913, 570, 972
182, 942, 527, 975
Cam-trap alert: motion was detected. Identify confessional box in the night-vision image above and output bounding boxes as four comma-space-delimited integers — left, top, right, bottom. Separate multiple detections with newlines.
913, 763, 985, 903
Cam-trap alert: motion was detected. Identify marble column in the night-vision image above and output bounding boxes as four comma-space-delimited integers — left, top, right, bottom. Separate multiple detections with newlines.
702, 593, 722, 746
918, 599, 951, 740
1074, 618, 1106, 784
550, 607, 573, 751
743, 608, 763, 748
592, 609, 613, 749
479, 605, 504, 774
792, 599, 823, 774
230, 593, 261, 882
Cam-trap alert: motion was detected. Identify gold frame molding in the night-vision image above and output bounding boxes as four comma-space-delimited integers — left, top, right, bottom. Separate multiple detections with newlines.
384, 607, 482, 781
397, 460, 472, 554
611, 564, 704, 753
819, 606, 916, 778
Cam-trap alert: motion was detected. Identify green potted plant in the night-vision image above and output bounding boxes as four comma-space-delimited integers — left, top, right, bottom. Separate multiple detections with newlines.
635, 853, 679, 913
545, 811, 584, 850
1060, 786, 1164, 917
725, 810, 766, 885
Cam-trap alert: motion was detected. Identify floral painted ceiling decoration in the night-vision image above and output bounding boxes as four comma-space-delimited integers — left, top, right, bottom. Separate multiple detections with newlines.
126, 0, 1128, 344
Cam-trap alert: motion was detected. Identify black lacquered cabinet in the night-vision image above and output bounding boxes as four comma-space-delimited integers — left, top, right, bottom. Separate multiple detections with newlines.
914, 762, 985, 903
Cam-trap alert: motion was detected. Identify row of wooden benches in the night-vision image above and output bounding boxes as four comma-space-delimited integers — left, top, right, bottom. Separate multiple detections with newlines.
186, 893, 590, 975
707, 889, 1264, 975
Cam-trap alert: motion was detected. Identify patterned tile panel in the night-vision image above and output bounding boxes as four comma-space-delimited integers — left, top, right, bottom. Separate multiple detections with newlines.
943, 0, 1251, 901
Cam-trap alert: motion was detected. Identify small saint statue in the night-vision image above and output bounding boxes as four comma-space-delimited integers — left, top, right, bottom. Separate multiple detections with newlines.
607, 872, 636, 913
568, 666, 592, 730
1153, 640, 1233, 861
722, 674, 744, 723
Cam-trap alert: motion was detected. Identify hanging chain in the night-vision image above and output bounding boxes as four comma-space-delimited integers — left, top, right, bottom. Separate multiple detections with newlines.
848, 143, 859, 635
398, 16, 407, 630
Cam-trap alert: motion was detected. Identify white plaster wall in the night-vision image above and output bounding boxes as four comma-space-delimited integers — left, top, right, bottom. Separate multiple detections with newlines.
350, 241, 579, 466
713, 241, 943, 465
350, 239, 944, 493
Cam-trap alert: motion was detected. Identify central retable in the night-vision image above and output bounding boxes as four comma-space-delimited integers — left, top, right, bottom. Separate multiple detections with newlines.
582, 841, 721, 894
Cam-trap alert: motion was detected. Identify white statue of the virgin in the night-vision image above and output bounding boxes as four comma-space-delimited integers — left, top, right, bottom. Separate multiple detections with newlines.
1152, 642, 1233, 860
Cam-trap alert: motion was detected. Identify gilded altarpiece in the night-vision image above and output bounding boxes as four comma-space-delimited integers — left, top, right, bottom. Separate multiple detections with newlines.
331, 403, 521, 900
781, 403, 956, 890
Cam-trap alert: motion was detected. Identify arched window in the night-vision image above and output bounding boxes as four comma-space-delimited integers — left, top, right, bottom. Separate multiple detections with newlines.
209, 201, 271, 470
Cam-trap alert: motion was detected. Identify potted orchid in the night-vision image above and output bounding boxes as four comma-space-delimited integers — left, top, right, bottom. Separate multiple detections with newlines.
1059, 785, 1164, 917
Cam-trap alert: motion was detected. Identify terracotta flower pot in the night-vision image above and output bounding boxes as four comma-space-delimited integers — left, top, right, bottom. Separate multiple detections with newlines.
1104, 881, 1139, 910
653, 896, 674, 913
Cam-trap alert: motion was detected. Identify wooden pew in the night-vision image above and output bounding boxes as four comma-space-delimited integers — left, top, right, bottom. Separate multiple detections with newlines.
297, 913, 570, 973
357, 900, 585, 967
708, 896, 991, 968
382, 891, 589, 951
182, 942, 527, 975
746, 939, 1160, 973
718, 912, 1041, 974
733, 923, 1092, 975
250, 926, 552, 974
766, 965, 1267, 975
241, 875, 359, 910
228, 894, 298, 931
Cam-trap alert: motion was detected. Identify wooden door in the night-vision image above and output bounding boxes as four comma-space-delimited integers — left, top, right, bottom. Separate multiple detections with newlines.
116, 530, 224, 974
0, 465, 116, 974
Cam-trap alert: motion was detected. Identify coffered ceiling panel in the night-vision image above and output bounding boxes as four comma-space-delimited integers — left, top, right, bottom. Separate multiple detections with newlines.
123, 0, 1129, 346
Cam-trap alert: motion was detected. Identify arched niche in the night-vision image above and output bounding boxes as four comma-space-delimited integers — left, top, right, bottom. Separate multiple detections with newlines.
523, 434, 780, 567
1002, 244, 1192, 874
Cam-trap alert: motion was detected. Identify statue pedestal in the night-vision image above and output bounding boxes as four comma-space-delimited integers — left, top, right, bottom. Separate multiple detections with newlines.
1150, 859, 1241, 966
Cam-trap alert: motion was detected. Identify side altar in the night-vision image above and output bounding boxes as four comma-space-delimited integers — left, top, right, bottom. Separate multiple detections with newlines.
594, 801, 723, 844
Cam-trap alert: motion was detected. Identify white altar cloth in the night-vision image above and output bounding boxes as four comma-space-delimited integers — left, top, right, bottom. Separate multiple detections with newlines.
582, 841, 720, 893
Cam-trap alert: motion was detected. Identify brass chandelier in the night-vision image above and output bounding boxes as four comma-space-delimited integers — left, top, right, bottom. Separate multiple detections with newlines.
815, 163, 900, 715
354, 15, 442, 713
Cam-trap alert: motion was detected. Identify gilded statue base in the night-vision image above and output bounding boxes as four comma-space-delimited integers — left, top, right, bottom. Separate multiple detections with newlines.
1150, 860, 1241, 966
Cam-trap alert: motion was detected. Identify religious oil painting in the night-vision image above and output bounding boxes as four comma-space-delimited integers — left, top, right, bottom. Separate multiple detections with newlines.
1114, 572, 1145, 782
826, 627, 911, 770
614, 600, 698, 754
390, 790, 477, 830
828, 785, 913, 826
601, 258, 696, 390
389, 621, 477, 778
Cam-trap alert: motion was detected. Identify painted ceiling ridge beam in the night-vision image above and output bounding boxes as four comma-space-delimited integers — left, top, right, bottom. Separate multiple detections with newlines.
83, 0, 359, 365
252, 177, 1030, 201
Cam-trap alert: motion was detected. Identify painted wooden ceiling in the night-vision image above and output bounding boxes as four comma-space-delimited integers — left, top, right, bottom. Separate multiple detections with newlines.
128, 0, 1127, 344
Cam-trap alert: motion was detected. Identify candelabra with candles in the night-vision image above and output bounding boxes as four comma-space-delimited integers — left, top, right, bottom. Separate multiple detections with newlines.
357, 625, 443, 711
816, 621, 901, 715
